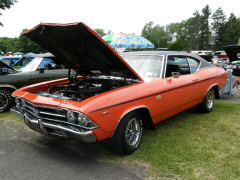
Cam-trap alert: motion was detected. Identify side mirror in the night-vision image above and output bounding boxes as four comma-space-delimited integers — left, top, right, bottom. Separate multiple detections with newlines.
172, 72, 180, 78
39, 68, 45, 73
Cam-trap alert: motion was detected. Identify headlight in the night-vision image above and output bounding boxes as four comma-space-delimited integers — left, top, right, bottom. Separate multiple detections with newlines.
66, 110, 74, 123
65, 110, 98, 129
77, 113, 96, 128
76, 112, 97, 129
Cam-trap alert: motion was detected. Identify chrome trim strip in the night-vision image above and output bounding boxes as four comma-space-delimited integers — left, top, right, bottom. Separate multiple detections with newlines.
39, 111, 65, 117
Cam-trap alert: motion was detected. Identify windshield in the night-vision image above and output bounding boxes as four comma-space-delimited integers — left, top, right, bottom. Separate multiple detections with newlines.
11, 57, 40, 71
121, 55, 163, 79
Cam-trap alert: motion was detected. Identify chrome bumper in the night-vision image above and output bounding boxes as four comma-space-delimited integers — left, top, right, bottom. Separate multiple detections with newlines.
11, 107, 96, 143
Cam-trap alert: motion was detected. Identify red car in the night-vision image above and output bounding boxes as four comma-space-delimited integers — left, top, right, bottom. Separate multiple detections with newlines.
11, 22, 228, 155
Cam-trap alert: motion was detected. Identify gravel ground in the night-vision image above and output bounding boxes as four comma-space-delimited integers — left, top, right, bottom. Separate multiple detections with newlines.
217, 86, 240, 104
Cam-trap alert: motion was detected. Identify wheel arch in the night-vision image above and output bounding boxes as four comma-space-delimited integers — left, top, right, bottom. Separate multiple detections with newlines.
117, 106, 155, 132
212, 84, 220, 99
0, 84, 17, 93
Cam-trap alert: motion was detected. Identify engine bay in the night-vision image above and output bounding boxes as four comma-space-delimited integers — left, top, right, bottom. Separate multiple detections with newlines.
35, 76, 139, 102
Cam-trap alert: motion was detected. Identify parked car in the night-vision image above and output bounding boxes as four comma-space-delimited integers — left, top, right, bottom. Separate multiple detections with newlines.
0, 53, 69, 113
0, 56, 21, 73
213, 51, 229, 65
11, 22, 228, 155
0, 56, 21, 66
222, 45, 240, 76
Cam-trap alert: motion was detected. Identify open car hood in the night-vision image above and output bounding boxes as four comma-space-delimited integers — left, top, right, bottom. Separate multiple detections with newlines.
223, 45, 240, 62
22, 22, 142, 80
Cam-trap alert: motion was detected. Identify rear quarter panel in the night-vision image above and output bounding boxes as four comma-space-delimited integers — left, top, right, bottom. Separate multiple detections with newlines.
194, 66, 227, 99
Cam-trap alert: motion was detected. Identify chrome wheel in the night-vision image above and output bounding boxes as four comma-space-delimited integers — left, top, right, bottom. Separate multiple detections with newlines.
197, 87, 215, 113
110, 111, 143, 155
0, 89, 14, 113
206, 89, 215, 109
125, 117, 141, 147
0, 92, 8, 109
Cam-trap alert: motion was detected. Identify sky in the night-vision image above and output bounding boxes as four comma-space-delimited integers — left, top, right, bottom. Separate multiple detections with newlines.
0, 0, 239, 38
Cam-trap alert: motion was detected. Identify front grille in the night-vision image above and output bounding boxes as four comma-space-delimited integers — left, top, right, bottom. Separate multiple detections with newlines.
24, 101, 67, 122
16, 98, 97, 131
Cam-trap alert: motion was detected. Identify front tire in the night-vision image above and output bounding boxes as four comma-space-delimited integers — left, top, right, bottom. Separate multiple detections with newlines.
0, 89, 14, 113
110, 112, 143, 155
197, 88, 215, 113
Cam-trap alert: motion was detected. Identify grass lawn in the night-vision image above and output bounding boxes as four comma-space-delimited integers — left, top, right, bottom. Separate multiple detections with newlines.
1, 101, 240, 180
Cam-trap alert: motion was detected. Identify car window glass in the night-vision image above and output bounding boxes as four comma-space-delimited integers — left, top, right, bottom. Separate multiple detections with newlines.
122, 55, 163, 79
38, 58, 56, 70
166, 56, 199, 77
11, 57, 38, 71
166, 56, 188, 77
187, 58, 199, 73
2, 59, 10, 65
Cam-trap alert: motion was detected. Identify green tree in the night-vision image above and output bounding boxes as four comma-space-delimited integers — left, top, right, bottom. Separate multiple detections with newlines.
106, 30, 113, 35
148, 25, 167, 48
0, 0, 17, 26
217, 14, 240, 48
141, 21, 154, 40
16, 29, 47, 53
199, 5, 211, 49
94, 28, 106, 37
0, 37, 18, 53
166, 22, 180, 44
168, 38, 185, 51
211, 7, 226, 49
188, 10, 202, 50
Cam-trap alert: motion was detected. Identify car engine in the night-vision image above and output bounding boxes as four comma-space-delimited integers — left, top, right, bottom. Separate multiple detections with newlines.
35, 76, 138, 102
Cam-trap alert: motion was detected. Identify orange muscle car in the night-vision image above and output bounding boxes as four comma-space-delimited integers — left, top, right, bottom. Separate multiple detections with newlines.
11, 22, 228, 155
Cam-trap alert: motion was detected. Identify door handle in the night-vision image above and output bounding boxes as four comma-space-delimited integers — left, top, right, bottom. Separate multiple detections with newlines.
192, 78, 198, 81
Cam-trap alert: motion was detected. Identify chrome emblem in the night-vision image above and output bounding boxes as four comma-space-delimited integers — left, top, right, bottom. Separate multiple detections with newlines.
64, 102, 73, 106
102, 111, 108, 115
156, 95, 161, 100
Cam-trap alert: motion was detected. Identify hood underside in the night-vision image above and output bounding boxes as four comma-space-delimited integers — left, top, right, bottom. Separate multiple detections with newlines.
223, 45, 240, 62
22, 22, 142, 80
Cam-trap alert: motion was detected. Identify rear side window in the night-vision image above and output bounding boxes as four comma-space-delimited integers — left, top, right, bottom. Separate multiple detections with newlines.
38, 57, 67, 70
166, 56, 199, 77
187, 57, 199, 73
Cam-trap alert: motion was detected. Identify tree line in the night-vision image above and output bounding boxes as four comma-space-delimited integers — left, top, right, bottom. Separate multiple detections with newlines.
141, 5, 240, 51
1, 5, 239, 54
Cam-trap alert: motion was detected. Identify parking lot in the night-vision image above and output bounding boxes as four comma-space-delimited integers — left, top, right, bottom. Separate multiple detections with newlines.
0, 120, 145, 180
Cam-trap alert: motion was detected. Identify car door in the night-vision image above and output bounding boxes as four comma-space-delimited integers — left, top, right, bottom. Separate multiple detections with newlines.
29, 58, 55, 85
162, 56, 199, 114
29, 58, 68, 84
1, 72, 32, 89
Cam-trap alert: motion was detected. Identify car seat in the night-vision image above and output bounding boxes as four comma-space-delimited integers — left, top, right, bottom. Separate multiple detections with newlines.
165, 65, 180, 77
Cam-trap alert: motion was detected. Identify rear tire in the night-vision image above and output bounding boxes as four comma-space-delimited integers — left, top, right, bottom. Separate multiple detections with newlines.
197, 88, 215, 113
110, 112, 143, 155
0, 89, 14, 113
